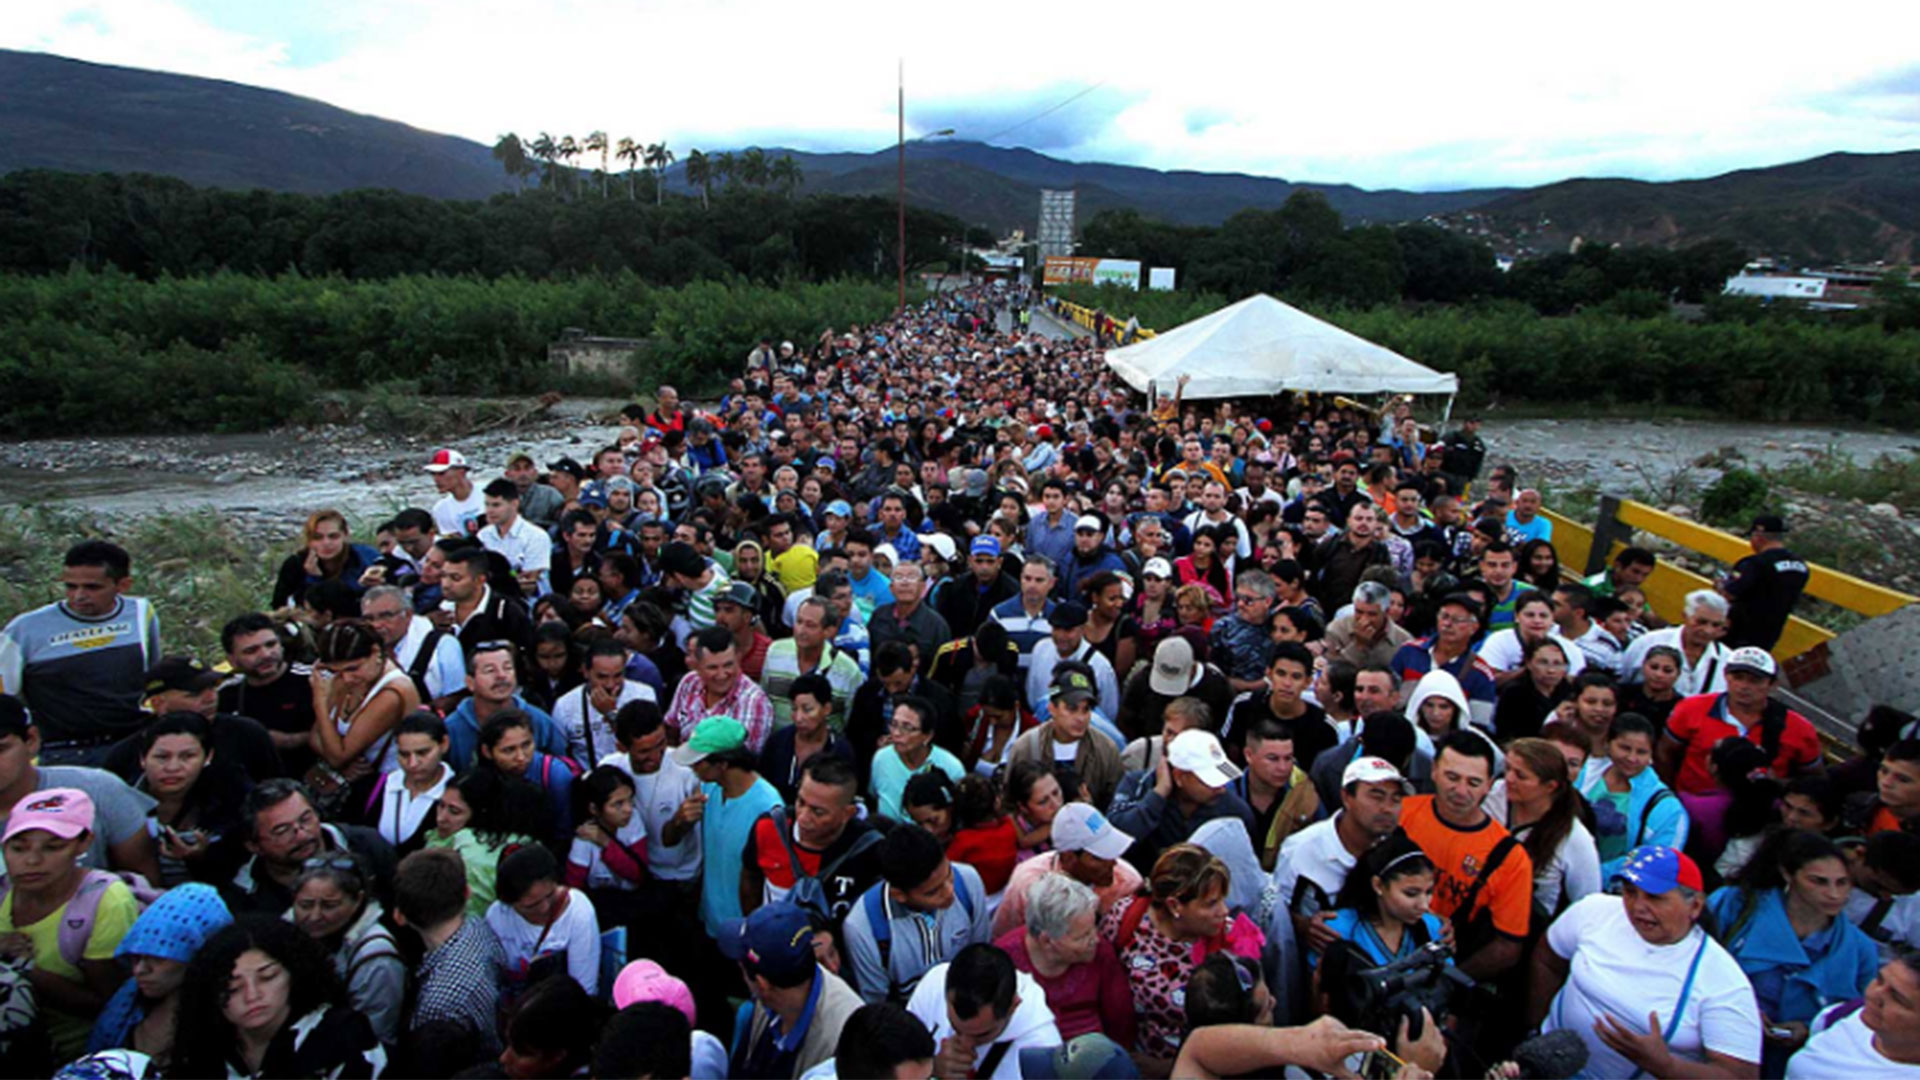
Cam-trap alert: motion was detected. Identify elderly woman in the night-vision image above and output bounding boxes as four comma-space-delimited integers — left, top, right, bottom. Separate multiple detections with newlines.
1101, 843, 1264, 1071
995, 872, 1138, 1047
1708, 830, 1878, 1076
1530, 846, 1763, 1079
287, 852, 406, 1044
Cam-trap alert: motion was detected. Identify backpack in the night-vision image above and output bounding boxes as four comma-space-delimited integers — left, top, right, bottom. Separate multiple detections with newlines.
767, 807, 881, 925
0, 869, 156, 968
862, 866, 975, 1003
404, 625, 454, 704
1635, 789, 1672, 847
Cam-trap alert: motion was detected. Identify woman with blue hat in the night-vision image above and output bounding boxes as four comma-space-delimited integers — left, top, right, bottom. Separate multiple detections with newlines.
87, 883, 232, 1064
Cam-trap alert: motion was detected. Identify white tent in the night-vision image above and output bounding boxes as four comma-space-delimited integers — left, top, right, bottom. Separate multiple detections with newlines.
1104, 293, 1459, 401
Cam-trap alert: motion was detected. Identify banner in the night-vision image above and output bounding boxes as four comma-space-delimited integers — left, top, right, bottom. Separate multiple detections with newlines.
1149, 267, 1177, 291
1044, 256, 1142, 288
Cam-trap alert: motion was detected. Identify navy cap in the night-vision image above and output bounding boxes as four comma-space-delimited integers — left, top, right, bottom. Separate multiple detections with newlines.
717, 902, 817, 982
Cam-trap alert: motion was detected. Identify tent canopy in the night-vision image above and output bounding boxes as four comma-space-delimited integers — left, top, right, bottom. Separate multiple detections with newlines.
1104, 293, 1458, 399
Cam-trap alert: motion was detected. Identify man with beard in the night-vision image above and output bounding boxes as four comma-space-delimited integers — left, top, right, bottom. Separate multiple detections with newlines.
218, 613, 316, 769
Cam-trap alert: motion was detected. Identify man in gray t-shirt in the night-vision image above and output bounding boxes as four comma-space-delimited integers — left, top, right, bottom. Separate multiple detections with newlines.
0, 696, 159, 882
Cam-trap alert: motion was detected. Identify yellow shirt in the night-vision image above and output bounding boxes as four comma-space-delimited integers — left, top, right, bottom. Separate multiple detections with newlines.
767, 544, 820, 592
0, 878, 138, 1060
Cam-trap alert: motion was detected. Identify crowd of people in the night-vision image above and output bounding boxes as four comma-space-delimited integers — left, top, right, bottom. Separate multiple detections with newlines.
0, 283, 1915, 1080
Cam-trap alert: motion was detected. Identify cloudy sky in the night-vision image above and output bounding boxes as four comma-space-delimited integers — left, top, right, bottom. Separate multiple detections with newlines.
8, 0, 1919, 191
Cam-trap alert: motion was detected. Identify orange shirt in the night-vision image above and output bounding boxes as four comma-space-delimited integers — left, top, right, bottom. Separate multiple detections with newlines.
1399, 795, 1535, 940
1869, 805, 1907, 836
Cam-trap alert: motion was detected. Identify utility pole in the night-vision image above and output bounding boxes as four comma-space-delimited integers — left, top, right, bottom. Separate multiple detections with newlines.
897, 58, 906, 314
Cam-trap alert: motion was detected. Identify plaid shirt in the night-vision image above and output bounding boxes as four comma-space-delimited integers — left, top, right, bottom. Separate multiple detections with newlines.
666, 671, 775, 752
411, 916, 507, 1054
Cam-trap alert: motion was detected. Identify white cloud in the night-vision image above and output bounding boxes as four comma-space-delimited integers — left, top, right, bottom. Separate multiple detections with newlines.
4, 0, 1918, 190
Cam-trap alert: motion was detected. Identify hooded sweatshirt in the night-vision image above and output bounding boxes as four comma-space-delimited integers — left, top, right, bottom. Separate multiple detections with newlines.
906, 964, 1063, 1079
1404, 669, 1506, 774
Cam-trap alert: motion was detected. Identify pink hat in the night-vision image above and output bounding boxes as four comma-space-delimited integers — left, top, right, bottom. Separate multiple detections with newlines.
611, 959, 696, 1024
2, 787, 95, 844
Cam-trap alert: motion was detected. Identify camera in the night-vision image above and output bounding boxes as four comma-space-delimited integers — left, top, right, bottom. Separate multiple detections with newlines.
1325, 939, 1476, 1042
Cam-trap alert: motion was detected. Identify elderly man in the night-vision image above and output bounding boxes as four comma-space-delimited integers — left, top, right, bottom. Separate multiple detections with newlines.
665, 627, 775, 753
1622, 589, 1734, 698
1211, 568, 1280, 695
360, 585, 464, 706
1323, 581, 1413, 670
867, 563, 951, 673
222, 776, 396, 917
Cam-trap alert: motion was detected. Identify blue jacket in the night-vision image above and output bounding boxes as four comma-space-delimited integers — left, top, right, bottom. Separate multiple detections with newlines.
1583, 764, 1689, 881
445, 695, 569, 773
1707, 886, 1879, 1024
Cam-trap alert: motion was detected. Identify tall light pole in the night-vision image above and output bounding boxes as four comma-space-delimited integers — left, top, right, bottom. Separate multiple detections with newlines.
896, 59, 952, 312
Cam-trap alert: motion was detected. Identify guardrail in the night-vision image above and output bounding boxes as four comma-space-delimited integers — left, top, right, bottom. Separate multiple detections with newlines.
1545, 495, 1916, 672
1050, 298, 1159, 342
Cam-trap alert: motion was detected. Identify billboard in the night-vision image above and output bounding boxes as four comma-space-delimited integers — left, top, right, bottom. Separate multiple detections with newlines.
1037, 189, 1077, 259
1149, 267, 1177, 291
1044, 256, 1143, 289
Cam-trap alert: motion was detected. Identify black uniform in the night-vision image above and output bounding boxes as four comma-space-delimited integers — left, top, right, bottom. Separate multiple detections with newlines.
1724, 546, 1809, 651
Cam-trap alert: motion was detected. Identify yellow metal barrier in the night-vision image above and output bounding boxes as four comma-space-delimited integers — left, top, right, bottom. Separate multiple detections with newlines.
1550, 498, 1916, 665
1050, 299, 1158, 341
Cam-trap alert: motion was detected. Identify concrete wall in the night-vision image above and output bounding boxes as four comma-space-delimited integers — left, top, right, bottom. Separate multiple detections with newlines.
548, 337, 644, 378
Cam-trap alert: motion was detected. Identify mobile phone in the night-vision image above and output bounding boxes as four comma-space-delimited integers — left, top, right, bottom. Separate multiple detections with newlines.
1359, 1047, 1408, 1080
1767, 1025, 1794, 1039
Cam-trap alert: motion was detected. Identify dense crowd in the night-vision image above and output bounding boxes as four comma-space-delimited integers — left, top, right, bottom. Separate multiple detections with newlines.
2, 284, 1918, 1080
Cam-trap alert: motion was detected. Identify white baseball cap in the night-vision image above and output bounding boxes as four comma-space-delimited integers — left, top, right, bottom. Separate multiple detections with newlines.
1142, 557, 1173, 580
1149, 636, 1197, 696
1167, 730, 1241, 788
1342, 756, 1413, 794
1074, 514, 1104, 533
1725, 646, 1778, 679
1051, 803, 1134, 860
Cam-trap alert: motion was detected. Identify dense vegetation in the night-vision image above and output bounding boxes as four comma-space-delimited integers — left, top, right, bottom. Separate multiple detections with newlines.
0, 270, 905, 435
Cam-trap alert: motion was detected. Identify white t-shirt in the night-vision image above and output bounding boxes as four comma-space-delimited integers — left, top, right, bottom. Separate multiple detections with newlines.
1475, 627, 1588, 677
555, 680, 657, 766
1544, 893, 1762, 1079
1481, 779, 1603, 914
567, 809, 648, 891
1788, 1003, 1920, 1079
485, 887, 602, 996
1272, 814, 1358, 921
906, 964, 1062, 1079
433, 487, 487, 539
602, 752, 703, 881
1844, 888, 1920, 963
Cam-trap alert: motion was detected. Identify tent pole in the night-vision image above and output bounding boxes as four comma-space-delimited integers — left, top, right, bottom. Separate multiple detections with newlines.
1442, 392, 1455, 427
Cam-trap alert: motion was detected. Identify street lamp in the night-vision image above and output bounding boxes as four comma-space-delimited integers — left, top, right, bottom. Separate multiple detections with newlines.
898, 61, 954, 312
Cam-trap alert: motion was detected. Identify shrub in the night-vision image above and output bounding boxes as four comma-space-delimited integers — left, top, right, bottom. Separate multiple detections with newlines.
1699, 468, 1772, 528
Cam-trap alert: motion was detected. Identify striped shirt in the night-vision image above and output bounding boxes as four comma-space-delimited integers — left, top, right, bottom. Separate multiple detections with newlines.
990, 596, 1056, 671
0, 597, 160, 744
685, 562, 733, 633
760, 640, 865, 729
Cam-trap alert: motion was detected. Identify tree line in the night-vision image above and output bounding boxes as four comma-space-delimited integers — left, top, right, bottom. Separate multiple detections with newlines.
489, 134, 802, 207
0, 169, 962, 283
1079, 196, 1752, 315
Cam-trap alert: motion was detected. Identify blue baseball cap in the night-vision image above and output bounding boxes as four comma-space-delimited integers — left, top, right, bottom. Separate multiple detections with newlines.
1019, 1035, 1141, 1079
717, 902, 817, 981
1614, 845, 1703, 895
970, 536, 1002, 558
824, 500, 853, 519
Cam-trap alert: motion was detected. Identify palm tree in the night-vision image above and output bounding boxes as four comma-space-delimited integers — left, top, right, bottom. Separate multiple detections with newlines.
739, 147, 770, 187
530, 132, 559, 193
557, 135, 581, 199
644, 142, 675, 206
615, 137, 641, 200
714, 151, 737, 191
685, 150, 712, 209
584, 131, 610, 198
770, 154, 803, 199
491, 134, 530, 194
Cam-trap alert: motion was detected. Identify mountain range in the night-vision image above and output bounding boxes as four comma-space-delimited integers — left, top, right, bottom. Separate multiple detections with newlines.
3, 48, 1916, 264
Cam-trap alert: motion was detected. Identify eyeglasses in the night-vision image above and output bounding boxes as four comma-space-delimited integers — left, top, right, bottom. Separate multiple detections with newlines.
1234, 594, 1263, 605
267, 809, 319, 840
363, 608, 407, 622
302, 855, 360, 872
888, 720, 924, 734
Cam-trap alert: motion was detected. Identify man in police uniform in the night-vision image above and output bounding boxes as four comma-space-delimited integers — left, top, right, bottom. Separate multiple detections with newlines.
1721, 514, 1810, 652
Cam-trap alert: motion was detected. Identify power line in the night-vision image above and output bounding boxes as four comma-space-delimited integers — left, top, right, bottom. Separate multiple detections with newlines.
977, 81, 1108, 144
